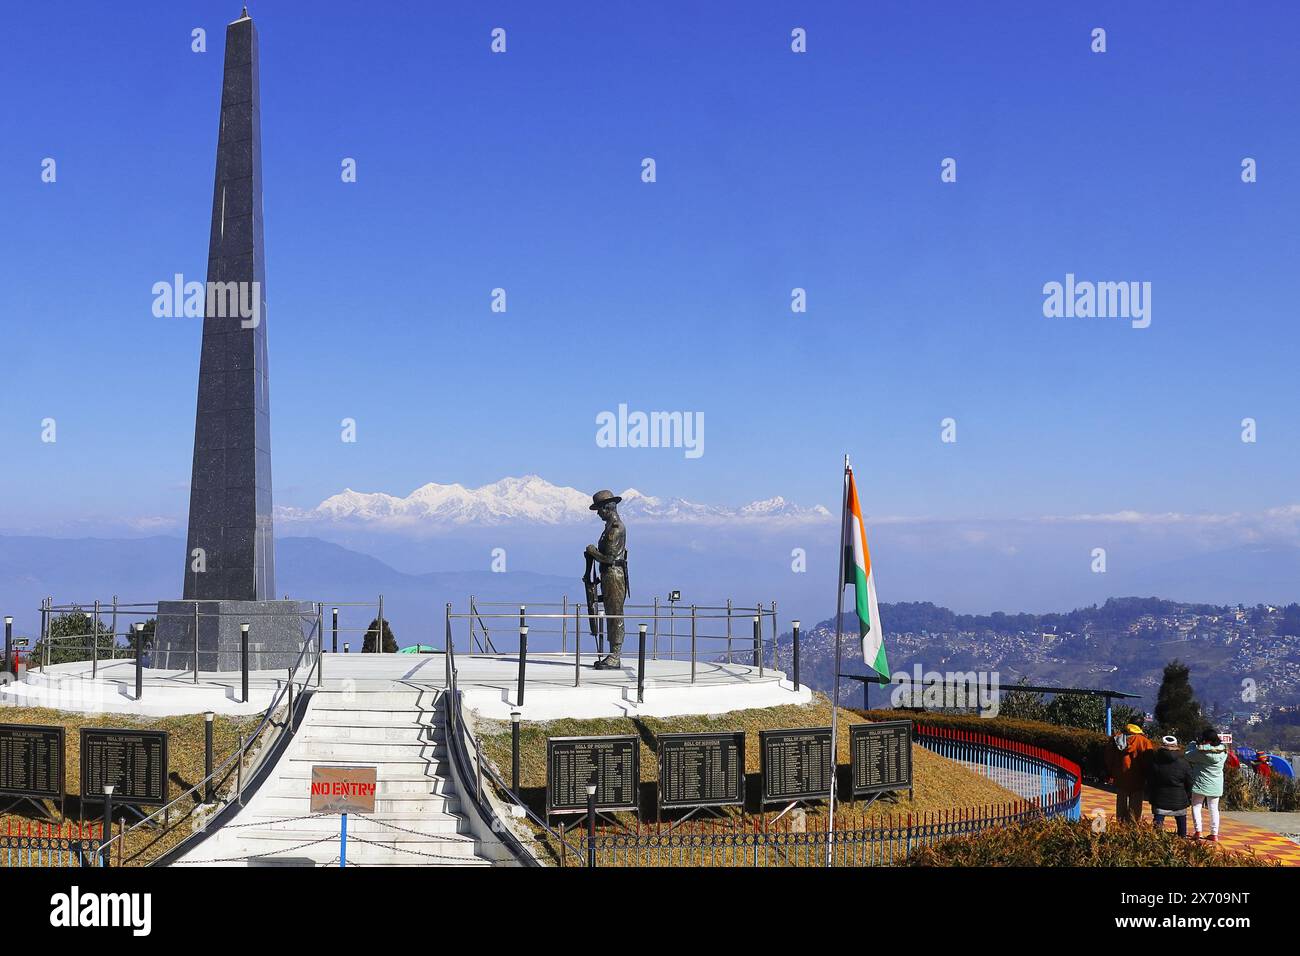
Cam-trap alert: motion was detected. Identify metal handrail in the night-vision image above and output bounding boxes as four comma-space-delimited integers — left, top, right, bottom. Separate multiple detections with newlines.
441, 603, 582, 865
96, 615, 323, 863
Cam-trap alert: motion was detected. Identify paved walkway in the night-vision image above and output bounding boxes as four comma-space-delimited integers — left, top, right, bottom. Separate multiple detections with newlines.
1080, 784, 1300, 865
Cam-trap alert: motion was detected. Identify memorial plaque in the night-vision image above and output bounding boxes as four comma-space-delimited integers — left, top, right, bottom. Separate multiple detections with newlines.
546, 735, 639, 814
0, 724, 64, 800
760, 727, 833, 805
80, 729, 168, 806
657, 732, 745, 810
850, 720, 912, 797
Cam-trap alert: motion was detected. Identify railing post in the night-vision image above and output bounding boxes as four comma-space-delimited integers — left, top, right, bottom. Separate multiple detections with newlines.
110, 596, 119, 665
376, 594, 384, 653
92, 600, 100, 678
652, 596, 659, 660
331, 607, 339, 654
204, 711, 215, 803
561, 596, 567, 654
637, 624, 647, 703
573, 603, 581, 688
726, 598, 733, 663
287, 668, 294, 731
316, 609, 324, 688
517, 625, 528, 707
240, 622, 250, 703
236, 734, 244, 806
689, 605, 696, 685
42, 598, 49, 672
134, 623, 144, 700
756, 603, 763, 675
792, 619, 801, 690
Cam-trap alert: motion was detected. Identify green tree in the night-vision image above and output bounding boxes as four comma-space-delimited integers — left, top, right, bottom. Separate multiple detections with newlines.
31, 611, 118, 666
361, 617, 398, 653
999, 680, 1048, 722
1278, 603, 1300, 637
1045, 693, 1105, 732
1153, 660, 1203, 741
1111, 704, 1146, 733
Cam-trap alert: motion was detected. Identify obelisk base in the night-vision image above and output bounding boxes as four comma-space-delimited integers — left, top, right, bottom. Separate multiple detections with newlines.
153, 600, 313, 672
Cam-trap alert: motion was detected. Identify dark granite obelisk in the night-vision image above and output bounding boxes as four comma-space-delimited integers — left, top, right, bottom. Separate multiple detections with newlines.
155, 9, 307, 671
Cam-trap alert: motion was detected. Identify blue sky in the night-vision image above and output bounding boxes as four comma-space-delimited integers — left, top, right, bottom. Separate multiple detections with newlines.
4, 0, 1298, 536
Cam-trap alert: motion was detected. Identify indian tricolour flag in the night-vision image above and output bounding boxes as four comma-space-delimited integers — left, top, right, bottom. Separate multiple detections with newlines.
846, 469, 888, 679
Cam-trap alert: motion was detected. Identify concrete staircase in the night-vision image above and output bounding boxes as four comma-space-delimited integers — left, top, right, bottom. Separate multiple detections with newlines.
179, 684, 501, 866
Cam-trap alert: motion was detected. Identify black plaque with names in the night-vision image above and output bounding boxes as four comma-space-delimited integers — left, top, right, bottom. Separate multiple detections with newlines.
850, 720, 912, 797
759, 727, 833, 805
546, 735, 639, 814
80, 728, 168, 806
0, 724, 64, 800
657, 732, 745, 810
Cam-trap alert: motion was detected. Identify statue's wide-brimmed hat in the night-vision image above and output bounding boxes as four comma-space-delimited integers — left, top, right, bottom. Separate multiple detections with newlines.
590, 489, 622, 510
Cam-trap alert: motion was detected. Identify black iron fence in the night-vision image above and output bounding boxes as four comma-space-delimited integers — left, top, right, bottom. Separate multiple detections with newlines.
2, 822, 102, 867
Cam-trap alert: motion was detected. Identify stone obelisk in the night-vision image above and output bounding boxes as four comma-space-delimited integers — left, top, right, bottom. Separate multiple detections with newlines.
155, 9, 307, 671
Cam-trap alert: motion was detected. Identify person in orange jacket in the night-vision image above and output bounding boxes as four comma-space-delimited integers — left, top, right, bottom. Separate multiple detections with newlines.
1104, 723, 1155, 824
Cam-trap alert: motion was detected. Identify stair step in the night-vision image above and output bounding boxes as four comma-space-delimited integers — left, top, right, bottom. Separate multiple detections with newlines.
291, 742, 447, 761
297, 733, 444, 749
306, 712, 444, 727
258, 794, 461, 814
236, 821, 471, 841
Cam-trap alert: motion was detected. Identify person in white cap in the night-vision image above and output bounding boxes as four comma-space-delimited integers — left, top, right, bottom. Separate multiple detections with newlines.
1146, 734, 1194, 836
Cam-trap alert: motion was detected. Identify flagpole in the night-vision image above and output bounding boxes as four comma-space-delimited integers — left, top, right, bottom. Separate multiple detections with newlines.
826, 453, 849, 867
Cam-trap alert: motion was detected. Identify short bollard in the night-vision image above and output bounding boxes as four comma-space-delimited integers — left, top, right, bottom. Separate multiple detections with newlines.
331, 607, 339, 654
204, 711, 215, 803
636, 624, 647, 704
100, 785, 114, 868
586, 784, 597, 868
240, 622, 250, 703
791, 620, 801, 691
3, 616, 11, 675
339, 812, 348, 868
343, 642, 350, 654
511, 711, 522, 797
517, 626, 528, 707
134, 622, 145, 700
752, 616, 760, 669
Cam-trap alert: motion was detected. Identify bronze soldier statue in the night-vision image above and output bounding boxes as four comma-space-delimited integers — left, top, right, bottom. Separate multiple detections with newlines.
585, 489, 629, 669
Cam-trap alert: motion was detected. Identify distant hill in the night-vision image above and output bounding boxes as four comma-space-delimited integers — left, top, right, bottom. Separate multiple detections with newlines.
774, 597, 1300, 718
0, 534, 573, 648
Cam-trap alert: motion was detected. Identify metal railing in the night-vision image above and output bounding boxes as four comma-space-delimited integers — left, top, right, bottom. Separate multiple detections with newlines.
577, 792, 1076, 867
441, 605, 579, 865
2, 822, 103, 868
573, 724, 1081, 867
913, 724, 1083, 822
95, 615, 323, 866
452, 599, 782, 687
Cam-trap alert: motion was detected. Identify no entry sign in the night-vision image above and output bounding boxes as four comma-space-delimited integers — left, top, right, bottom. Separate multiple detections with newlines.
310, 765, 377, 814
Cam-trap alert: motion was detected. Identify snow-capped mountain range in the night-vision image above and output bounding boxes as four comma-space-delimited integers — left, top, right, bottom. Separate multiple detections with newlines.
277, 475, 831, 527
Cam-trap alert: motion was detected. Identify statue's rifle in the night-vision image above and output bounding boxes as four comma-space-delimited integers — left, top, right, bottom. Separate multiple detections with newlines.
583, 553, 601, 640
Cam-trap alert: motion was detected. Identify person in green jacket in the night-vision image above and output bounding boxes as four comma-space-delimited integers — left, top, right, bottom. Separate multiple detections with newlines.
1186, 729, 1228, 841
